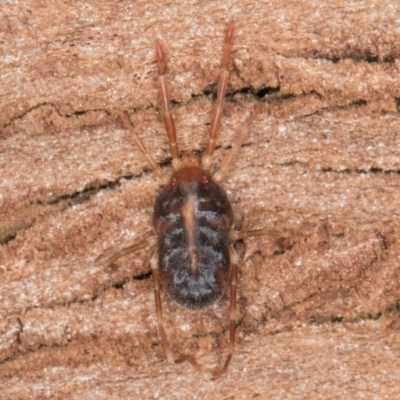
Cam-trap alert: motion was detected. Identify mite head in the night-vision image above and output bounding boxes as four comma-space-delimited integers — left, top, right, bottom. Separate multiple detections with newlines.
168, 152, 212, 189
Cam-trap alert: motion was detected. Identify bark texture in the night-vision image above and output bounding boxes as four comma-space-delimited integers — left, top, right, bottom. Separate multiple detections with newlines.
1, 0, 400, 398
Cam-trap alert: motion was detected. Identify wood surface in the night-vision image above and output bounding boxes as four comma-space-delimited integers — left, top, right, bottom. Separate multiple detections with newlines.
1, 0, 400, 398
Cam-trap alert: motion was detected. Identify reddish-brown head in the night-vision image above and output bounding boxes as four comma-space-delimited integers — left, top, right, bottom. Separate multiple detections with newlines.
170, 166, 211, 187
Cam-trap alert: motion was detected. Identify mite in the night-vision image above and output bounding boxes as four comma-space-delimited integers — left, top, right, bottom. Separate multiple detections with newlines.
98, 23, 269, 376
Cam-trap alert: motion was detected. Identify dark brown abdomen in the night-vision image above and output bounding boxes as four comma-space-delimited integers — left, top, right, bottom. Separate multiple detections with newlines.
153, 167, 234, 310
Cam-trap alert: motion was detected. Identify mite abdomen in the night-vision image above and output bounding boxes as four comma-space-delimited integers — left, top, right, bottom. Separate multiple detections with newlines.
158, 226, 231, 309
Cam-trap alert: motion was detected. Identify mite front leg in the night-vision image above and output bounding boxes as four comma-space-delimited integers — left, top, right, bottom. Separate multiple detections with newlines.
155, 41, 181, 170
212, 245, 239, 377
202, 22, 234, 171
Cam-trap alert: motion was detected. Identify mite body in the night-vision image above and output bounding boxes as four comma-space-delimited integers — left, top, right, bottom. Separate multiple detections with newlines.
99, 23, 269, 376
154, 165, 233, 310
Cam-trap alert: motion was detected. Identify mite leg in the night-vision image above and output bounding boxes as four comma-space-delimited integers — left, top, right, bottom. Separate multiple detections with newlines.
118, 111, 163, 177
155, 41, 180, 170
212, 245, 239, 377
212, 111, 257, 183
229, 228, 281, 241
150, 251, 201, 369
202, 22, 234, 171
96, 235, 158, 267
150, 250, 175, 364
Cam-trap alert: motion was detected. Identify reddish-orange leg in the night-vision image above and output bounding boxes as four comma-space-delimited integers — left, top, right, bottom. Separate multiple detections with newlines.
155, 41, 181, 170
98, 240, 180, 366
212, 229, 276, 377
117, 111, 163, 178
96, 236, 158, 265
211, 246, 239, 377
213, 110, 257, 183
149, 250, 175, 363
202, 22, 234, 171
151, 250, 201, 369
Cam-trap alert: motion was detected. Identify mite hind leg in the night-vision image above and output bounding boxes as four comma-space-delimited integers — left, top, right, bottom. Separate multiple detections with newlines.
212, 246, 239, 377
150, 250, 200, 369
150, 250, 175, 364
212, 229, 280, 376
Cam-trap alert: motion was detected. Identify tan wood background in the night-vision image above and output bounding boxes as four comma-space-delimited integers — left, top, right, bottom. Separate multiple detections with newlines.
1, 0, 400, 398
